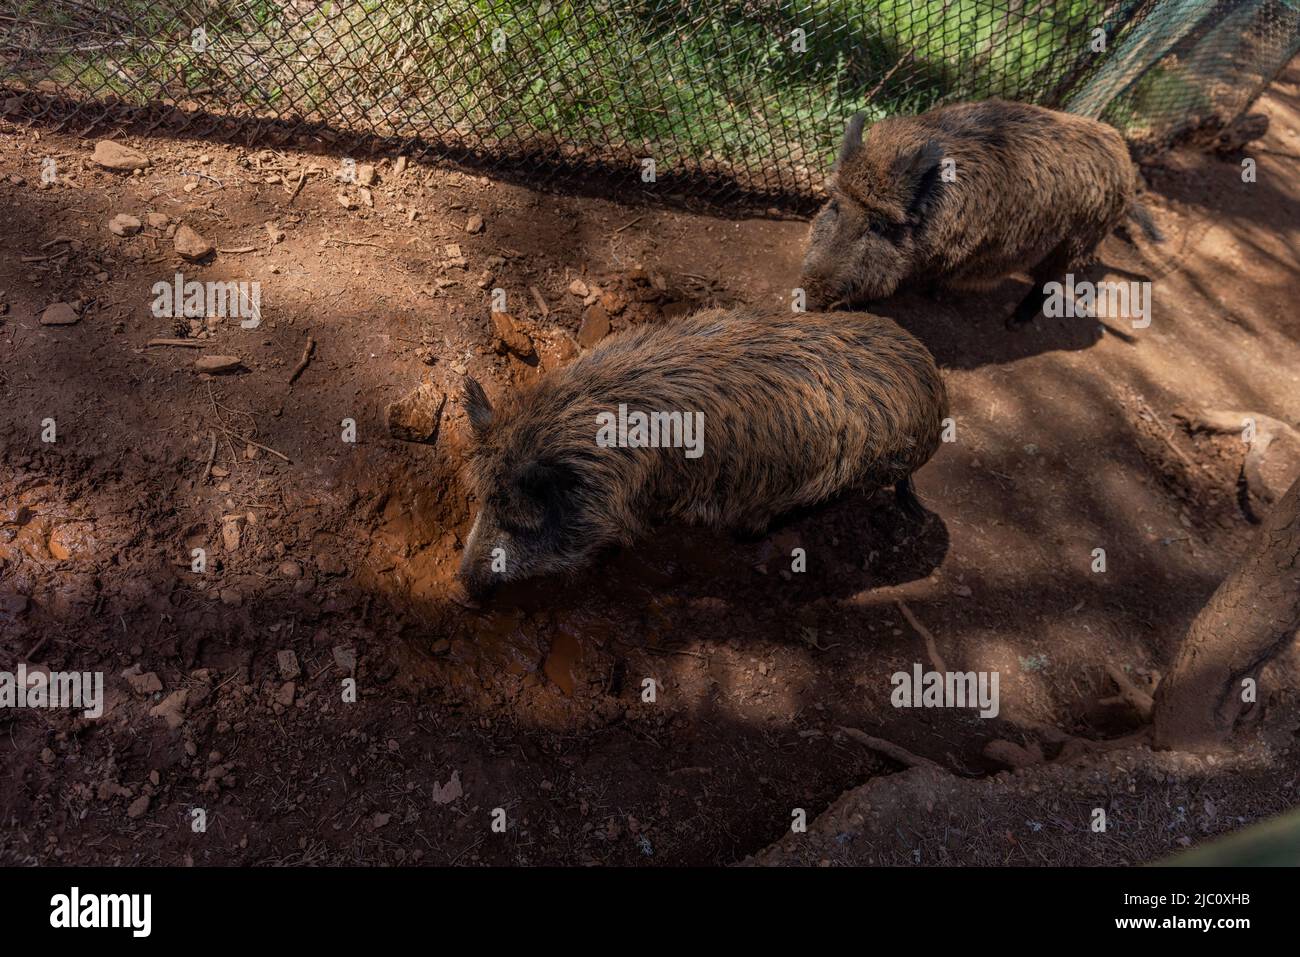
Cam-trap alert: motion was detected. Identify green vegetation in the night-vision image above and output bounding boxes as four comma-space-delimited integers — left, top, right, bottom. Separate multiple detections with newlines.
0, 0, 1250, 186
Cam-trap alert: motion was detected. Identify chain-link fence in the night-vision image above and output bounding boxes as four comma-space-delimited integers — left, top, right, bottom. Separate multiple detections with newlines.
2, 0, 1298, 205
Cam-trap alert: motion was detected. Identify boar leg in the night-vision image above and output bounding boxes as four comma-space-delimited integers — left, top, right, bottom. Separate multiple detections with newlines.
895, 477, 927, 521
1007, 241, 1073, 328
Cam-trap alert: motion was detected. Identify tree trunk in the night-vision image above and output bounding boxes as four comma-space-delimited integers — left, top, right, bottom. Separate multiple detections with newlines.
1152, 474, 1300, 751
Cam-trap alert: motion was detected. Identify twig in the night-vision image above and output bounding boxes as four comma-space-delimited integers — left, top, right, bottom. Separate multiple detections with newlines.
613, 215, 644, 233
320, 238, 385, 249
180, 169, 223, 186
837, 726, 944, 770
22, 635, 50, 662
214, 426, 290, 463
1103, 663, 1155, 721
200, 430, 217, 483
1134, 394, 1203, 474
528, 285, 550, 317
216, 245, 259, 254
895, 599, 948, 674
288, 336, 316, 386
286, 170, 307, 204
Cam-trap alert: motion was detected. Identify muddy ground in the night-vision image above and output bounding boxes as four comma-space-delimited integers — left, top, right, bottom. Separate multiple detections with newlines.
2, 64, 1300, 866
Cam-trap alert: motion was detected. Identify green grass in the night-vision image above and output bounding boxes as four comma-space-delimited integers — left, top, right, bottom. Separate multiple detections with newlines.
1102, 63, 1215, 139
0, 0, 1195, 188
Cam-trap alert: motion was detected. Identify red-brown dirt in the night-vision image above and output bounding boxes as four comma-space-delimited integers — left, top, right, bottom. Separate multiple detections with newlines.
2, 64, 1299, 866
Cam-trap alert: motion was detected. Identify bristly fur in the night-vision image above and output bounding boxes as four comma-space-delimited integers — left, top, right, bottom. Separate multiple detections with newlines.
801, 99, 1148, 311
458, 307, 948, 593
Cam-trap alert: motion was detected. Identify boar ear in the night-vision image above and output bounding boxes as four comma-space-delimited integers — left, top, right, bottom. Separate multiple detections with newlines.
835, 112, 868, 170
462, 376, 493, 439
895, 139, 945, 207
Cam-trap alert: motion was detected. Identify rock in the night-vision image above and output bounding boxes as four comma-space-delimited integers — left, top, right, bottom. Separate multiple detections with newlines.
1249, 429, 1300, 506
109, 213, 142, 237
174, 224, 214, 261
121, 664, 162, 695
146, 212, 169, 229
432, 770, 463, 804
490, 311, 534, 358
149, 689, 188, 729
372, 812, 391, 828
221, 518, 241, 552
356, 163, 377, 186
277, 649, 300, 680
333, 645, 357, 673
278, 560, 302, 579
600, 289, 627, 315
276, 681, 296, 707
98, 780, 131, 800
465, 214, 484, 234
576, 304, 610, 348
92, 140, 150, 171
385, 382, 446, 444
219, 587, 242, 607
195, 355, 242, 374
538, 331, 579, 372
568, 278, 590, 298
39, 302, 78, 326
127, 795, 151, 819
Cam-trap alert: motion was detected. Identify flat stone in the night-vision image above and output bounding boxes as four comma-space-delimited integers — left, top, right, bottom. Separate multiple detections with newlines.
39, 302, 79, 326
490, 311, 534, 358
174, 224, 214, 262
385, 382, 446, 444
576, 304, 610, 348
333, 645, 357, 673
276, 649, 300, 680
109, 213, 142, 237
276, 681, 296, 707
121, 665, 163, 695
148, 689, 188, 729
92, 140, 149, 171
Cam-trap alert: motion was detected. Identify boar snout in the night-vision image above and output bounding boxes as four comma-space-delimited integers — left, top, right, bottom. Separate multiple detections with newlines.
455, 511, 497, 605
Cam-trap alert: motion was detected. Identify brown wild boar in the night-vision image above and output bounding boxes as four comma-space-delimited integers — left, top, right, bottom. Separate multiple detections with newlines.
800, 99, 1162, 326
456, 307, 948, 599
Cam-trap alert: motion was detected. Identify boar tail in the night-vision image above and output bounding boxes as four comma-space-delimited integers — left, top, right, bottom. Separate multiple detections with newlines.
1127, 201, 1164, 243
895, 476, 927, 521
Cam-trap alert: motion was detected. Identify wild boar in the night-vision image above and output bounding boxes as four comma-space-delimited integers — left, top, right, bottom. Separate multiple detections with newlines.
800, 99, 1162, 326
456, 306, 948, 598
